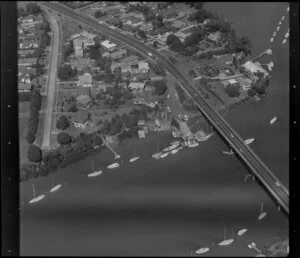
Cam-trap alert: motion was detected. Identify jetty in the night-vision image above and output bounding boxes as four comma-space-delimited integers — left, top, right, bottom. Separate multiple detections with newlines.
250, 49, 272, 62
100, 135, 121, 159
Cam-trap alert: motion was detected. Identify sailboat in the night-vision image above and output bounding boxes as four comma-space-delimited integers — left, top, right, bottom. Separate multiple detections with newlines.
270, 37, 274, 43
29, 183, 45, 204
270, 116, 277, 124
244, 138, 255, 145
195, 247, 210, 255
258, 201, 267, 220
152, 133, 162, 159
159, 152, 169, 158
50, 175, 62, 192
87, 159, 102, 177
129, 141, 140, 163
218, 225, 234, 246
170, 147, 180, 155
237, 228, 248, 236
107, 162, 120, 169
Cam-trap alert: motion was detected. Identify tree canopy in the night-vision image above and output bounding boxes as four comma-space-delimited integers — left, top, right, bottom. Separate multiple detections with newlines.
57, 132, 72, 145
57, 65, 78, 81
28, 144, 42, 162
56, 115, 70, 130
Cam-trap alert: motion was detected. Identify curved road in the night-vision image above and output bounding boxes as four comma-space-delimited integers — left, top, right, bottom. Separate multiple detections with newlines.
42, 2, 289, 215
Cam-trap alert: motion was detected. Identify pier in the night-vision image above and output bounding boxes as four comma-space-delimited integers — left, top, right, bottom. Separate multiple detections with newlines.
100, 135, 121, 159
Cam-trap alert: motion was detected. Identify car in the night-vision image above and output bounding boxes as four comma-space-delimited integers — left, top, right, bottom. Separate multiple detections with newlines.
230, 133, 234, 138
275, 181, 281, 187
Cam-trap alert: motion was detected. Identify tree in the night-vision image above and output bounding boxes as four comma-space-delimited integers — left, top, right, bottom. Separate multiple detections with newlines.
150, 62, 166, 76
68, 104, 78, 112
57, 65, 78, 80
26, 3, 41, 15
166, 34, 183, 52
145, 13, 156, 22
225, 84, 241, 97
153, 40, 158, 48
30, 90, 42, 110
247, 88, 256, 97
235, 35, 252, 56
94, 10, 104, 19
28, 144, 42, 162
18, 7, 27, 18
137, 29, 147, 39
188, 69, 197, 78
56, 115, 70, 130
57, 132, 71, 145
153, 80, 168, 95
26, 131, 35, 144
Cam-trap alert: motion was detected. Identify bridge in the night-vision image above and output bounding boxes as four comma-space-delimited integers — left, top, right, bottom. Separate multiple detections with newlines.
43, 2, 289, 215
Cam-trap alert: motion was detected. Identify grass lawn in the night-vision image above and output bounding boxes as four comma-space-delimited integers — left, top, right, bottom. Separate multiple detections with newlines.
19, 101, 31, 164
61, 20, 86, 42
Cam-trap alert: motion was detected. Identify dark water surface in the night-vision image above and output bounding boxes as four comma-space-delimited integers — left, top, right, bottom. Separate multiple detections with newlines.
20, 3, 289, 256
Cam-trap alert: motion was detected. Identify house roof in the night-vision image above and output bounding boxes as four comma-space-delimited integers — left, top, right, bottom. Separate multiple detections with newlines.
138, 61, 149, 71
73, 37, 84, 48
74, 110, 89, 123
228, 79, 238, 84
110, 49, 127, 59
78, 87, 90, 96
242, 61, 269, 75
101, 40, 117, 49
164, 11, 178, 19
121, 55, 139, 64
76, 95, 91, 105
18, 58, 38, 65
208, 31, 222, 42
78, 73, 92, 84
119, 12, 135, 20
128, 82, 145, 90
18, 82, 31, 90
171, 20, 187, 29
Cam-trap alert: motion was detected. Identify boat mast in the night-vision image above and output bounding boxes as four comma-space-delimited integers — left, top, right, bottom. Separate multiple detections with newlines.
92, 159, 94, 172
224, 225, 227, 240
51, 175, 54, 187
32, 183, 36, 198
261, 202, 264, 213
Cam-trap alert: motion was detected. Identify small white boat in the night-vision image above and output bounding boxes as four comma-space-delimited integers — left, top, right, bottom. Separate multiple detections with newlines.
170, 140, 181, 146
29, 195, 45, 204
50, 184, 62, 192
281, 16, 285, 21
88, 160, 103, 177
286, 6, 289, 12
282, 38, 287, 44
244, 138, 255, 145
276, 26, 280, 31
152, 152, 162, 159
195, 247, 210, 254
160, 152, 169, 158
270, 116, 277, 124
258, 202, 267, 220
222, 150, 234, 155
163, 143, 180, 152
188, 142, 199, 148
107, 162, 119, 169
197, 133, 213, 142
237, 228, 248, 236
129, 156, 140, 163
29, 184, 45, 204
170, 148, 180, 155
87, 171, 102, 177
272, 31, 276, 37
284, 32, 289, 38
278, 21, 282, 25
255, 254, 266, 257
218, 225, 234, 246
270, 37, 274, 43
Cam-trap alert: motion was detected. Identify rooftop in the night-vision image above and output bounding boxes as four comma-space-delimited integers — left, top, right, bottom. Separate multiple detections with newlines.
207, 31, 222, 42
78, 73, 92, 84
101, 40, 117, 49
74, 110, 89, 123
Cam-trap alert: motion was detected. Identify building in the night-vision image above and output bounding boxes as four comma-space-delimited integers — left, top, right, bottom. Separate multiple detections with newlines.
206, 31, 223, 45
18, 82, 31, 93
138, 130, 145, 138
171, 20, 187, 29
128, 82, 145, 91
70, 57, 93, 70
78, 73, 93, 87
235, 76, 252, 91
242, 61, 269, 78
120, 55, 140, 64
18, 49, 35, 57
123, 16, 143, 28
164, 11, 178, 21
138, 61, 149, 73
73, 37, 84, 57
140, 23, 153, 32
78, 87, 90, 97
175, 31, 191, 42
18, 58, 38, 67
119, 12, 135, 21
110, 49, 127, 60
73, 110, 89, 128
100, 40, 117, 52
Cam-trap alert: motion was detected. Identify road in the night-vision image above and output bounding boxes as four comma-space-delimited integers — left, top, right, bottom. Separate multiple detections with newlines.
42, 2, 289, 215
40, 8, 60, 149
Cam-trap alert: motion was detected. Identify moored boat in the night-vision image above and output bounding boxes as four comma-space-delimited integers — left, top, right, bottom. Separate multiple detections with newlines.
218, 225, 234, 246
270, 116, 277, 124
170, 148, 180, 155
237, 228, 248, 236
244, 138, 255, 145
196, 133, 213, 142
195, 247, 210, 254
29, 183, 45, 204
152, 152, 162, 159
282, 38, 287, 44
50, 184, 62, 192
129, 156, 140, 163
270, 37, 274, 43
107, 162, 120, 169
222, 150, 234, 155
160, 152, 169, 158
88, 160, 102, 177
188, 141, 199, 148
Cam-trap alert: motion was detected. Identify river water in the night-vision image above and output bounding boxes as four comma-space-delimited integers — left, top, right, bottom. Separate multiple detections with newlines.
20, 3, 289, 256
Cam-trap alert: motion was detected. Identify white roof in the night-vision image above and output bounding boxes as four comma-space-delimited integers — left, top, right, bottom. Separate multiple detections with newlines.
138, 61, 149, 70
101, 40, 117, 49
242, 61, 268, 75
228, 79, 237, 84
128, 82, 145, 90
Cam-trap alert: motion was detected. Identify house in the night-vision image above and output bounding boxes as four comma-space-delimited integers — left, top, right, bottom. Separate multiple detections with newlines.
123, 16, 143, 28
164, 11, 178, 21
18, 82, 31, 93
138, 120, 145, 126
18, 49, 35, 57
138, 61, 149, 73
78, 73, 93, 87
235, 77, 252, 91
119, 12, 135, 21
140, 23, 153, 32
171, 20, 187, 29
206, 31, 223, 45
138, 130, 145, 138
128, 82, 145, 91
77, 87, 90, 97
100, 40, 117, 52
242, 61, 269, 77
73, 37, 84, 57
110, 49, 127, 60
18, 66, 36, 76
76, 95, 92, 109
121, 55, 140, 64
175, 31, 191, 42
73, 110, 89, 128
18, 74, 31, 84
70, 57, 93, 70
18, 58, 38, 67
106, 17, 121, 27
